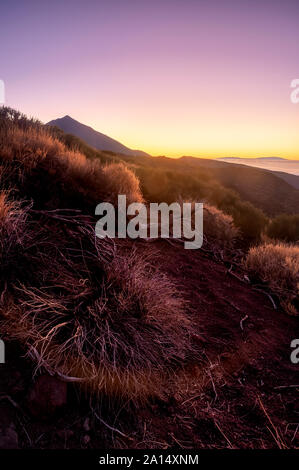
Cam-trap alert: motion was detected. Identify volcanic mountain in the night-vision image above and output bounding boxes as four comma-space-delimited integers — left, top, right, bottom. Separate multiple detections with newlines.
47, 115, 149, 157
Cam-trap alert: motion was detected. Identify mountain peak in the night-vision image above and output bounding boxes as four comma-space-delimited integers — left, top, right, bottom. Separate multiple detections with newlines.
55, 114, 76, 122
47, 116, 149, 157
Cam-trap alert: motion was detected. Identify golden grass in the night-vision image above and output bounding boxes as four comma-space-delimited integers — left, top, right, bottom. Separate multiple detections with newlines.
102, 162, 144, 205
1, 250, 191, 402
245, 243, 299, 315
0, 126, 143, 210
203, 203, 239, 250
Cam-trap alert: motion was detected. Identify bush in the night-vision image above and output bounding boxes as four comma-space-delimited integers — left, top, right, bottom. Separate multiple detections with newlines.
0, 124, 142, 212
203, 203, 239, 250
102, 163, 143, 205
230, 200, 268, 240
210, 187, 268, 240
136, 167, 211, 205
244, 243, 299, 315
0, 107, 42, 131
267, 214, 299, 242
136, 166, 267, 241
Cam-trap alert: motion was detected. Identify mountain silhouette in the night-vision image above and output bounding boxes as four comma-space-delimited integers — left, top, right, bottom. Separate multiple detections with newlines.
47, 115, 149, 157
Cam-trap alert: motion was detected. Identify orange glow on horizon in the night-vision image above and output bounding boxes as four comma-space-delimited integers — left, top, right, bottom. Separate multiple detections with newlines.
4, 1, 298, 161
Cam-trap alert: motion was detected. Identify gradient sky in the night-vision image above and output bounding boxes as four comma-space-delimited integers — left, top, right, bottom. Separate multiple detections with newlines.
1, 0, 298, 158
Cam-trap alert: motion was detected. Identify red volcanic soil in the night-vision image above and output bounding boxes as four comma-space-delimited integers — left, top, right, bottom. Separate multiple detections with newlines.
0, 241, 298, 449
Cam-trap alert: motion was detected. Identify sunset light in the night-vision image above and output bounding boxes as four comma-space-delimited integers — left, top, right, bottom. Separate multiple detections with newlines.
1, 0, 298, 158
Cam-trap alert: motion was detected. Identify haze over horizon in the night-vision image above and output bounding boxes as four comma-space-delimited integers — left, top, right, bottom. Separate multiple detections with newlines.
1, 0, 298, 158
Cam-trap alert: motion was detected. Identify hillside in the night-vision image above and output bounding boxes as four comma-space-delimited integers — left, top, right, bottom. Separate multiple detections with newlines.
47, 116, 299, 218
218, 157, 299, 190
0, 108, 298, 450
209, 162, 299, 217
272, 171, 299, 190
47, 115, 149, 157
118, 154, 299, 219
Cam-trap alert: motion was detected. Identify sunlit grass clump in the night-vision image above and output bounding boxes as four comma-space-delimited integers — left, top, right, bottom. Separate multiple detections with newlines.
203, 203, 239, 250
245, 243, 299, 315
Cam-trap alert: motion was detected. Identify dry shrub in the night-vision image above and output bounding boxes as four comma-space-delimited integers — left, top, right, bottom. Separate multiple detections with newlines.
245, 243, 299, 315
102, 163, 144, 205
150, 200, 238, 251
0, 126, 143, 211
203, 203, 239, 250
0, 192, 31, 274
0, 117, 194, 402
266, 214, 299, 243
0, 125, 66, 163
0, 212, 191, 401
0, 125, 105, 209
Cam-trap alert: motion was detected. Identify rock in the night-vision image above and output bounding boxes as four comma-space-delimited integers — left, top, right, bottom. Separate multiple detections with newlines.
27, 374, 67, 419
0, 423, 19, 449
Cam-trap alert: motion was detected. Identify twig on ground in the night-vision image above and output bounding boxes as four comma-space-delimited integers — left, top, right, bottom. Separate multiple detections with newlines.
258, 397, 287, 449
274, 384, 299, 390
226, 265, 247, 283
94, 412, 133, 440
240, 314, 249, 330
213, 419, 235, 449
252, 288, 277, 310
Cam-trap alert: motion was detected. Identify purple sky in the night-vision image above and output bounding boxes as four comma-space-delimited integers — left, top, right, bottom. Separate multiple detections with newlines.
1, 0, 298, 157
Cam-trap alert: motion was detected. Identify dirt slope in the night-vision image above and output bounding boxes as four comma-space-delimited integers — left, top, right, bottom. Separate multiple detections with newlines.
0, 240, 298, 449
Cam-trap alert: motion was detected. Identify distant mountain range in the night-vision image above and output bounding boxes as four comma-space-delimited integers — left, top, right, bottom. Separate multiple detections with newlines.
220, 157, 286, 161
218, 157, 299, 177
47, 115, 149, 157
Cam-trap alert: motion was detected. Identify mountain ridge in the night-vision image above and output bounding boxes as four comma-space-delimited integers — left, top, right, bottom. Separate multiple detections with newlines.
47, 115, 149, 157
47, 115, 299, 204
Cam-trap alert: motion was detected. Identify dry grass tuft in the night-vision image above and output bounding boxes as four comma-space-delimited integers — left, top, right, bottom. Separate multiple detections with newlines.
102, 163, 144, 205
245, 243, 299, 315
203, 203, 239, 250
1, 243, 190, 401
